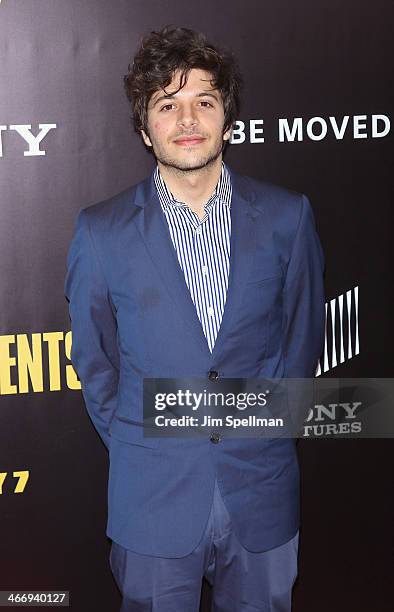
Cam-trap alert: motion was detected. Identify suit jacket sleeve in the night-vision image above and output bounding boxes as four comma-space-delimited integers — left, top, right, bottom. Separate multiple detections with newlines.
64, 209, 120, 450
282, 194, 326, 379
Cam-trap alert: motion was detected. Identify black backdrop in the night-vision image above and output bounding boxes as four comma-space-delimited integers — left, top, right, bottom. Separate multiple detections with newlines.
0, 1, 393, 610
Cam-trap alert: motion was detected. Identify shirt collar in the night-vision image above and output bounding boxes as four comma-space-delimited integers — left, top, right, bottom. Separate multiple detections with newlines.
154, 161, 232, 212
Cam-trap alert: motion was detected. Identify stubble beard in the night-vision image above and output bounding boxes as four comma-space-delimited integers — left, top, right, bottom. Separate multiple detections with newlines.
151, 134, 225, 176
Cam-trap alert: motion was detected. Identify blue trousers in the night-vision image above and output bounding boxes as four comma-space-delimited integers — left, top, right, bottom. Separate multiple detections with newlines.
109, 479, 299, 611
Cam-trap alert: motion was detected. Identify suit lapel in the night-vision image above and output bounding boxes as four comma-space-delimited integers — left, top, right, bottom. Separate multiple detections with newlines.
210, 170, 261, 361
132, 172, 210, 356
131, 167, 262, 361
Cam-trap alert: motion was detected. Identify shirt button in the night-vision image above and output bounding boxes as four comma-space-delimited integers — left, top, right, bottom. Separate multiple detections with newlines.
202, 265, 208, 275
195, 227, 202, 235
208, 370, 219, 381
207, 306, 214, 317
210, 432, 221, 444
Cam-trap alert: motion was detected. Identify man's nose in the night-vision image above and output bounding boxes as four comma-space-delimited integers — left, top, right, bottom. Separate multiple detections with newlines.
176, 105, 198, 128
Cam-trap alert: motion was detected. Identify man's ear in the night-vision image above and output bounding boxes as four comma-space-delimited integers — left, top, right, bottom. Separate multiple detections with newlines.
223, 127, 232, 142
141, 129, 152, 147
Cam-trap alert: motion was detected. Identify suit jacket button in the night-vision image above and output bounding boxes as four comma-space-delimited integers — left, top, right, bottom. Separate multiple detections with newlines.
210, 432, 221, 444
208, 370, 219, 381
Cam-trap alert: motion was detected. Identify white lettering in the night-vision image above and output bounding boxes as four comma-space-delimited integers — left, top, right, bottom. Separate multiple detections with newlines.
339, 402, 361, 419
353, 115, 368, 139
250, 119, 264, 143
278, 117, 303, 142
306, 117, 328, 141
0, 125, 6, 157
372, 114, 390, 138
329, 115, 349, 139
9, 123, 57, 156
230, 120, 245, 144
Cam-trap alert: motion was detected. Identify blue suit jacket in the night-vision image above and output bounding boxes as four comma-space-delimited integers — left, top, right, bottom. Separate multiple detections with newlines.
64, 166, 325, 557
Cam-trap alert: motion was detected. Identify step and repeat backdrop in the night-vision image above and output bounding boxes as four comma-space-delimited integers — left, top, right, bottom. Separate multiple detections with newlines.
1, 1, 393, 611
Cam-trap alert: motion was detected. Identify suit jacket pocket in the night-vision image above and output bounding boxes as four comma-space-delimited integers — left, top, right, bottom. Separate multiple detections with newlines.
246, 264, 283, 285
109, 414, 161, 449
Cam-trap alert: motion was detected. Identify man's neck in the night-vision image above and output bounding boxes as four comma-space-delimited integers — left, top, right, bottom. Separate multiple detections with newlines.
157, 157, 223, 219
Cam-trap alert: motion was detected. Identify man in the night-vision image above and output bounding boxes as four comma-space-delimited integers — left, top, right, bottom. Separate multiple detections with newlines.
64, 26, 325, 612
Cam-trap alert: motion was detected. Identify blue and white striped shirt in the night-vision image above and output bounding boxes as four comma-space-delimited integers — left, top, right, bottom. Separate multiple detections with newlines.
154, 163, 232, 353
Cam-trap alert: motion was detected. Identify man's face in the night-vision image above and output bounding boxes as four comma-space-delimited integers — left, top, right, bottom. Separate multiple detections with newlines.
141, 68, 232, 172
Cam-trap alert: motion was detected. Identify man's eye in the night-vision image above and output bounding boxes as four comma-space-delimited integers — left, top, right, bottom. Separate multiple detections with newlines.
160, 104, 175, 111
199, 101, 213, 107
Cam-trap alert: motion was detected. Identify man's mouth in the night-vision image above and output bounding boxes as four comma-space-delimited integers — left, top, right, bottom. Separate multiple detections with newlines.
173, 135, 206, 146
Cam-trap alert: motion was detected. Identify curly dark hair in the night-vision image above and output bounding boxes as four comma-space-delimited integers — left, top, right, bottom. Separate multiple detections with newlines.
124, 26, 242, 137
